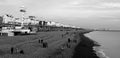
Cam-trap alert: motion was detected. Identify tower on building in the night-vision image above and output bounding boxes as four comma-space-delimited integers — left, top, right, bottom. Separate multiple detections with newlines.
20, 6, 26, 26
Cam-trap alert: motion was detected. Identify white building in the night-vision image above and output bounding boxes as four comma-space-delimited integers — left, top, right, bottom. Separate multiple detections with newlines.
47, 21, 56, 26
1, 14, 39, 25
2, 14, 14, 23
54, 22, 63, 27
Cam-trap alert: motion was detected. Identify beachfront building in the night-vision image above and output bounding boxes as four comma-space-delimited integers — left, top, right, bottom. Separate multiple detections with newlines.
47, 21, 56, 26
47, 21, 65, 27
0, 13, 80, 32
28, 16, 39, 25
55, 22, 64, 27
2, 14, 14, 24
0, 14, 39, 25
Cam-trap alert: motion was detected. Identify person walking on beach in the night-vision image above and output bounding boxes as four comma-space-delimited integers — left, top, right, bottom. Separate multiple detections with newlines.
19, 50, 24, 54
42, 42, 48, 48
38, 39, 43, 43
61, 34, 64, 38
15, 48, 25, 54
68, 38, 71, 43
10, 47, 14, 54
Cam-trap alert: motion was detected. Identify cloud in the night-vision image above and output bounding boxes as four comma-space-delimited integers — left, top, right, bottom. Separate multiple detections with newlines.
0, 0, 31, 6
99, 2, 120, 8
0, 0, 120, 18
0, 0, 120, 29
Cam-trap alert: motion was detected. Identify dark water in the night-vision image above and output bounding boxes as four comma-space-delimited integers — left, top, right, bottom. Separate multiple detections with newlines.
85, 31, 120, 58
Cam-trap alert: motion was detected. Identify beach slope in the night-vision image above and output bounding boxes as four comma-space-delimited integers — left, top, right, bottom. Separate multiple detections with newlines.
0, 30, 100, 58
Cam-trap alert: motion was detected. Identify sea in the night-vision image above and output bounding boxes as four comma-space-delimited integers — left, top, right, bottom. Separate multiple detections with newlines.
85, 31, 120, 58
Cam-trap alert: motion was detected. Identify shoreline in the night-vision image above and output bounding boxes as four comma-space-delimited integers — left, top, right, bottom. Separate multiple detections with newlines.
85, 31, 110, 58
72, 32, 101, 58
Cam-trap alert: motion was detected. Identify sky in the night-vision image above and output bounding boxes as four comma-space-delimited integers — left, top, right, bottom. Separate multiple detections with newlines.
0, 0, 120, 29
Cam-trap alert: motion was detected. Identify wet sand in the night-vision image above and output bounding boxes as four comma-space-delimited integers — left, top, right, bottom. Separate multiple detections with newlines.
0, 30, 100, 58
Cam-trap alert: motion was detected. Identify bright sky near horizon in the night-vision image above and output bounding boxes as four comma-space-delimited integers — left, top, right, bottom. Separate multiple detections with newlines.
0, 0, 120, 29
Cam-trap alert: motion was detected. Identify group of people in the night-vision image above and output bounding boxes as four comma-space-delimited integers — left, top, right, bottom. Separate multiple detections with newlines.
38, 39, 48, 48
9, 32, 77, 55
10, 39, 48, 55
10, 47, 24, 54
61, 32, 78, 49
61, 38, 77, 49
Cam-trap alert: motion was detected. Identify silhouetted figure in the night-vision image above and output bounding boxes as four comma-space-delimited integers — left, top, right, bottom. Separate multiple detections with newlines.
11, 47, 14, 54
28, 27, 32, 31
68, 38, 71, 43
38, 40, 40, 43
42, 42, 48, 48
38, 39, 41, 43
61, 34, 64, 38
38, 39, 43, 43
20, 50, 24, 54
